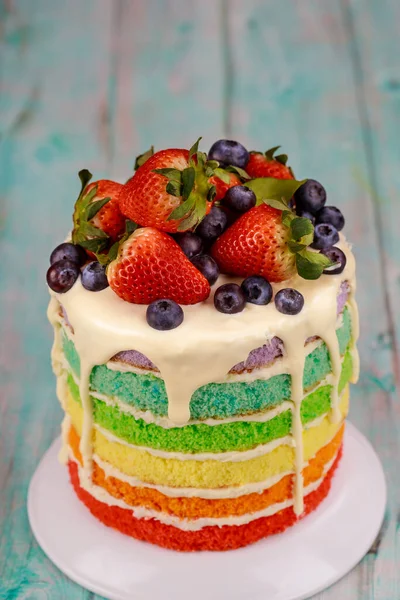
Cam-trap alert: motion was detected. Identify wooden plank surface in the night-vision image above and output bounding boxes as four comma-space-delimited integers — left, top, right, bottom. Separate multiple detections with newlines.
0, 1, 398, 598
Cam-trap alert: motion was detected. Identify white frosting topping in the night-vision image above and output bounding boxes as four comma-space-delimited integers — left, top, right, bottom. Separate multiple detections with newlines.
48, 235, 358, 516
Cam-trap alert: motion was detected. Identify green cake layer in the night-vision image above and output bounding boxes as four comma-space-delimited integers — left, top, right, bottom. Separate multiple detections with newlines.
62, 307, 352, 421
66, 349, 352, 454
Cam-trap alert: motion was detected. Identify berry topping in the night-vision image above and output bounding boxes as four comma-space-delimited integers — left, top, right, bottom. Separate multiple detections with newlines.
241, 275, 273, 306
118, 140, 226, 233
214, 283, 246, 314
175, 232, 203, 259
224, 185, 256, 213
311, 223, 339, 249
196, 206, 228, 241
72, 171, 126, 256
208, 140, 249, 169
212, 176, 333, 282
46, 260, 80, 293
146, 299, 184, 331
274, 288, 304, 315
107, 227, 210, 305
246, 147, 293, 180
50, 242, 86, 266
81, 261, 109, 291
294, 179, 326, 214
321, 246, 347, 275
316, 206, 345, 231
191, 254, 220, 285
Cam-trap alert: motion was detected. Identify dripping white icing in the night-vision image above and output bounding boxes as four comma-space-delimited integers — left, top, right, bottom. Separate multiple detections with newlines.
48, 235, 357, 517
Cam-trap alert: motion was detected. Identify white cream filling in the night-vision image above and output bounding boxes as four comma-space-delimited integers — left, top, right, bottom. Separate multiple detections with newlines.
70, 452, 337, 531
65, 365, 336, 430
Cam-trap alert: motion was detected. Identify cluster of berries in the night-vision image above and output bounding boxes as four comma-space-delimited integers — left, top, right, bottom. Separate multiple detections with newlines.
46, 139, 347, 330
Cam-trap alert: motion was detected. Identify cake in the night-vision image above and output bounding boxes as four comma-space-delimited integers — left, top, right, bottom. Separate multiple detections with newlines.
47, 139, 359, 552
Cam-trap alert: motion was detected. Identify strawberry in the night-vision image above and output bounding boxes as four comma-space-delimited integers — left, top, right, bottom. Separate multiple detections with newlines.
118, 140, 233, 233
246, 146, 294, 180
72, 170, 127, 256
107, 227, 210, 304
212, 178, 333, 282
212, 204, 296, 282
85, 180, 125, 241
209, 171, 241, 202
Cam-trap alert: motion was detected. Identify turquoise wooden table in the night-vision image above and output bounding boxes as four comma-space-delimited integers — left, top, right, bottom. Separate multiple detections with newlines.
1, 1, 399, 598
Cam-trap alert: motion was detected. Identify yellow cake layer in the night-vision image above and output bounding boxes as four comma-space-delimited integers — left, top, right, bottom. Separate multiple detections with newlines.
66, 387, 349, 489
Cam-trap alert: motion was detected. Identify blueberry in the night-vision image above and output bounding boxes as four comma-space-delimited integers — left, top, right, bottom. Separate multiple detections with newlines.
46, 260, 80, 293
146, 299, 184, 330
321, 246, 347, 275
316, 206, 345, 231
214, 283, 246, 314
294, 179, 326, 214
191, 254, 220, 285
196, 207, 228, 241
175, 232, 203, 259
295, 209, 316, 225
311, 223, 339, 249
224, 185, 256, 213
241, 275, 272, 305
50, 242, 86, 266
275, 288, 304, 315
81, 261, 109, 291
208, 139, 249, 169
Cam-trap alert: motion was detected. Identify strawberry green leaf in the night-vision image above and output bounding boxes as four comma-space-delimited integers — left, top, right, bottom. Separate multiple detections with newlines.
275, 153, 288, 165
298, 248, 332, 267
265, 146, 281, 160
212, 168, 231, 184
153, 168, 182, 182
101, 220, 137, 266
290, 217, 314, 242
177, 210, 199, 232
78, 237, 109, 254
287, 241, 307, 254
246, 177, 306, 207
295, 248, 333, 280
207, 184, 217, 202
168, 195, 196, 221
76, 222, 108, 241
264, 198, 290, 212
79, 169, 93, 191
85, 197, 111, 221
166, 180, 182, 197
134, 146, 154, 170
181, 167, 195, 200
196, 151, 207, 168
224, 165, 251, 180
282, 210, 294, 228
295, 254, 324, 280
189, 137, 202, 160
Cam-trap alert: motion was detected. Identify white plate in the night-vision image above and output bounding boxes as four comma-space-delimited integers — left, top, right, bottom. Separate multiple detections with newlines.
28, 422, 386, 600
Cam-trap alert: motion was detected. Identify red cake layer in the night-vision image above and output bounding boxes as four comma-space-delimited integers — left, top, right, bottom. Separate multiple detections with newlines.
68, 445, 342, 552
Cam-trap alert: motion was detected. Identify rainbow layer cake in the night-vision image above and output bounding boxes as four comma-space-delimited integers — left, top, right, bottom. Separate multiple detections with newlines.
47, 139, 359, 551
